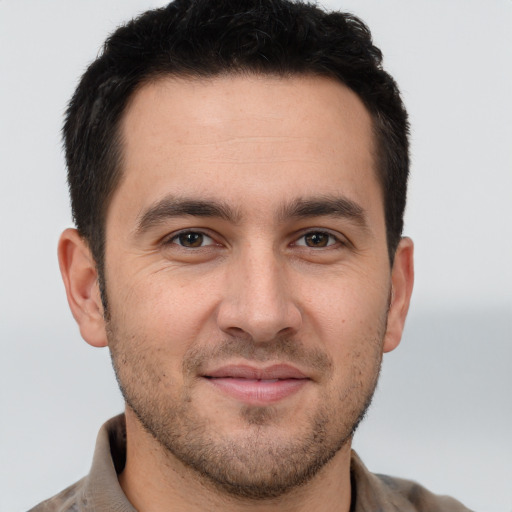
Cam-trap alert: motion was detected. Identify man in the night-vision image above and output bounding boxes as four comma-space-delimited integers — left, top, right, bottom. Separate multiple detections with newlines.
31, 0, 471, 510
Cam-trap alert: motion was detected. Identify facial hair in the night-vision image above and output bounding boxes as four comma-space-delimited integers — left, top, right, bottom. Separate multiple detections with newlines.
108, 323, 385, 500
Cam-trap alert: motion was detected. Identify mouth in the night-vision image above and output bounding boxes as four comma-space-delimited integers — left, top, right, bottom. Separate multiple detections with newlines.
202, 364, 311, 404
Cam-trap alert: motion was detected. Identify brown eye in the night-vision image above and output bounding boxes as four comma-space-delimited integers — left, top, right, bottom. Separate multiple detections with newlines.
174, 232, 212, 248
302, 232, 333, 248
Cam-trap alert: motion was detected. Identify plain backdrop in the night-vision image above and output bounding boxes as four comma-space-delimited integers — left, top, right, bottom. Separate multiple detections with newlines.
1, 1, 511, 511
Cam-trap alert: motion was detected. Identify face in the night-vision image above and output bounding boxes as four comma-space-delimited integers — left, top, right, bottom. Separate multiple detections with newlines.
88, 75, 411, 498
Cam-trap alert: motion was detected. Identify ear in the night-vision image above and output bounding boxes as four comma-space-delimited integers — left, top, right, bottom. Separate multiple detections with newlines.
382, 237, 414, 353
58, 228, 108, 347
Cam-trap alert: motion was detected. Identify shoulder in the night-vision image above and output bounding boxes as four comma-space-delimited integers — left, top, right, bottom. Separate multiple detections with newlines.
27, 478, 87, 512
375, 473, 473, 512
27, 415, 132, 512
351, 451, 473, 512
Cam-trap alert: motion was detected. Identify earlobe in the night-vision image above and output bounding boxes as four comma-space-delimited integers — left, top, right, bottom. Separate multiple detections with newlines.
58, 228, 108, 348
382, 237, 414, 353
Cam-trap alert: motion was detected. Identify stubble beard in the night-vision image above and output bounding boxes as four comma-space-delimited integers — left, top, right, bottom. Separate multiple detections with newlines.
108, 323, 384, 501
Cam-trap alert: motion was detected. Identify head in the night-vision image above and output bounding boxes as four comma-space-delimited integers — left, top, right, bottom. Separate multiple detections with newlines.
64, 0, 409, 309
59, 0, 414, 502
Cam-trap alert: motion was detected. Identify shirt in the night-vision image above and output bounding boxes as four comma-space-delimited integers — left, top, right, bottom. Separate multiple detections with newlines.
29, 415, 472, 512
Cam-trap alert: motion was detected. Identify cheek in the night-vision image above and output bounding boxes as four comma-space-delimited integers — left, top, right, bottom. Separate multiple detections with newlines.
303, 269, 390, 352
108, 266, 223, 356
313, 283, 387, 404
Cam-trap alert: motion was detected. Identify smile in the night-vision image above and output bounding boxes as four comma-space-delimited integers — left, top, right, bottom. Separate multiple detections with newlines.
203, 364, 311, 404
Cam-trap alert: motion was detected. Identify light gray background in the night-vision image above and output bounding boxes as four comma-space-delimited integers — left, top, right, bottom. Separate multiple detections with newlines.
1, 1, 511, 511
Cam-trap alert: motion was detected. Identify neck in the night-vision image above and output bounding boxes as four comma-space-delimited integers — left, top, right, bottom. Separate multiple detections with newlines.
119, 408, 353, 512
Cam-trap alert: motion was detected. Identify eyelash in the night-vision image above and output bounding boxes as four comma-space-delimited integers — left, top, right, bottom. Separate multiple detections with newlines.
168, 231, 217, 248
294, 231, 340, 248
166, 229, 344, 249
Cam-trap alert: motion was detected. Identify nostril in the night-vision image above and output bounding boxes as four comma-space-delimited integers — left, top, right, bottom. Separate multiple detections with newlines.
224, 326, 249, 338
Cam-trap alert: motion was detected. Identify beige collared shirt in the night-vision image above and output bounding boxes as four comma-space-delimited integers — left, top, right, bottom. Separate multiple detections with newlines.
29, 415, 472, 512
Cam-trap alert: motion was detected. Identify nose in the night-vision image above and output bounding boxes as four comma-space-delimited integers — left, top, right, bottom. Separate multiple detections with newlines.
216, 246, 302, 343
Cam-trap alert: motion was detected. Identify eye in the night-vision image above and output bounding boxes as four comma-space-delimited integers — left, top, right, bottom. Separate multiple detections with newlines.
170, 231, 215, 248
295, 231, 338, 248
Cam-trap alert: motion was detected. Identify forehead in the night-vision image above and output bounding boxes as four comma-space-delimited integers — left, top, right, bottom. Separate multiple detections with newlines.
112, 74, 380, 223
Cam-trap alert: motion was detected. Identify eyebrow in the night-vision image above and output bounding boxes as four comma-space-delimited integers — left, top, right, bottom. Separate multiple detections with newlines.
279, 196, 368, 228
134, 194, 368, 235
135, 196, 241, 234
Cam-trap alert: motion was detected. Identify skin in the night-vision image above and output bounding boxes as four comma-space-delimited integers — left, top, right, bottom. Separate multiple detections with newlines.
59, 74, 414, 512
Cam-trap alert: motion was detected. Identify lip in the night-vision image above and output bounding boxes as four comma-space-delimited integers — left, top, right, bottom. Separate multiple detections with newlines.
203, 364, 310, 404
